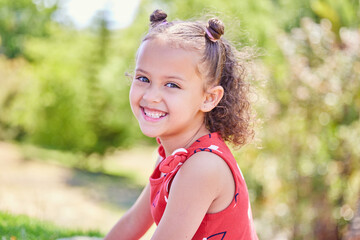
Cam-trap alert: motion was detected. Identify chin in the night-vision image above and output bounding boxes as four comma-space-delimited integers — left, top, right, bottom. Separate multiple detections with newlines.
139, 127, 160, 139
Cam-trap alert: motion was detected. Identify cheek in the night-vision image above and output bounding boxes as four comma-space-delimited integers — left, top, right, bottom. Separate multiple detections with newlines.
129, 84, 140, 110
171, 92, 203, 111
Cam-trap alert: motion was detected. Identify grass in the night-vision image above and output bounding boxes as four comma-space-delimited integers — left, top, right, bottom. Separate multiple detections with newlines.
0, 211, 103, 240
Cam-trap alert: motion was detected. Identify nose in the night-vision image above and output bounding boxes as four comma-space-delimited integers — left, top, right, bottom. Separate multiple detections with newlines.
143, 85, 162, 103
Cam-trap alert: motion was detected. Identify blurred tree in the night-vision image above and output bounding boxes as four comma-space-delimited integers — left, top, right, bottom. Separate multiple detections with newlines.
0, 13, 146, 157
248, 18, 360, 239
83, 9, 113, 155
80, 9, 139, 155
0, 0, 57, 58
311, 0, 360, 42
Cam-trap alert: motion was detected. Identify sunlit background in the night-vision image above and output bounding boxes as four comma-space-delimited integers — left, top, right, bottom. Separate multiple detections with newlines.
0, 0, 359, 240
57, 0, 141, 29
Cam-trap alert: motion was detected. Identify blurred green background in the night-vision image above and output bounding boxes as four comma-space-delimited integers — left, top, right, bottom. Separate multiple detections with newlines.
0, 0, 359, 239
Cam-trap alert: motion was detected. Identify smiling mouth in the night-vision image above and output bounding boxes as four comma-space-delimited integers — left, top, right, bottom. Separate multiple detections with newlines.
141, 107, 167, 119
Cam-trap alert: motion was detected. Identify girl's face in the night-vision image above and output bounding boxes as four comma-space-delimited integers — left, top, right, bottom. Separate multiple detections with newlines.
130, 38, 208, 140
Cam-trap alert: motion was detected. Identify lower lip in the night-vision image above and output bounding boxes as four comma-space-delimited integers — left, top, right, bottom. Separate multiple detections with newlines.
141, 108, 167, 122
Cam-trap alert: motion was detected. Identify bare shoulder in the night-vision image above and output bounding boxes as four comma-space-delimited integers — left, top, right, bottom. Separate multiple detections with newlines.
181, 151, 231, 177
177, 151, 235, 213
171, 151, 229, 192
176, 151, 233, 195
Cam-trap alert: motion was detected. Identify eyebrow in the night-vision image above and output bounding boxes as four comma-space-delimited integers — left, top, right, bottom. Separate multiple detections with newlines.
135, 68, 149, 75
135, 68, 185, 82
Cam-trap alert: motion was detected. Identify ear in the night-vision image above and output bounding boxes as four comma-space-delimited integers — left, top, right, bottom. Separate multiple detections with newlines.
201, 86, 224, 112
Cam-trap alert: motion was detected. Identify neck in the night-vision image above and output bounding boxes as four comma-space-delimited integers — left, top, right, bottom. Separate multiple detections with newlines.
159, 123, 210, 156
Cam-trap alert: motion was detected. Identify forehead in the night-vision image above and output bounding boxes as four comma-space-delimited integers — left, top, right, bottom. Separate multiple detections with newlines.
136, 38, 203, 80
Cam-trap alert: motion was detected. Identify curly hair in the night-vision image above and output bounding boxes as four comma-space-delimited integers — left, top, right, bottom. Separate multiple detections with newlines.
142, 9, 255, 147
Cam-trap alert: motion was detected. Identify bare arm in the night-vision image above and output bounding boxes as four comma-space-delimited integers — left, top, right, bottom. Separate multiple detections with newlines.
104, 182, 154, 240
150, 152, 231, 240
105, 156, 163, 240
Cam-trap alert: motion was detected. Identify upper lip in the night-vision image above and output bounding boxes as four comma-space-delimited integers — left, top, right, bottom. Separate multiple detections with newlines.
141, 106, 167, 114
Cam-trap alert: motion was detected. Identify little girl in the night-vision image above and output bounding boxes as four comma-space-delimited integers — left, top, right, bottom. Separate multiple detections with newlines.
105, 9, 258, 240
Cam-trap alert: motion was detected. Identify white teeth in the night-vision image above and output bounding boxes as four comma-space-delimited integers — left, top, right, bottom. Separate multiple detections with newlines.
144, 109, 166, 118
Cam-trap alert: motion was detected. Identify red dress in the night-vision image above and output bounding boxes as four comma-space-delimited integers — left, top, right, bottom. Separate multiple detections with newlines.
149, 132, 258, 240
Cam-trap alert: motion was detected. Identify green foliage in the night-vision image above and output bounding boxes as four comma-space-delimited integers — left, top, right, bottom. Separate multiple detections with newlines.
0, 21, 145, 154
311, 0, 360, 40
0, 211, 102, 240
239, 17, 360, 240
0, 0, 57, 58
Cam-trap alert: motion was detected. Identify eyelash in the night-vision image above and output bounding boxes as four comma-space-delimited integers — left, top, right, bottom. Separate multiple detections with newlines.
135, 76, 181, 89
136, 76, 150, 83
165, 82, 180, 89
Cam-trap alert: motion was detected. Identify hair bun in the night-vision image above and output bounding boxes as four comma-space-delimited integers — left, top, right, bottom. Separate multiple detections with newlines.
150, 9, 168, 27
207, 18, 225, 41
